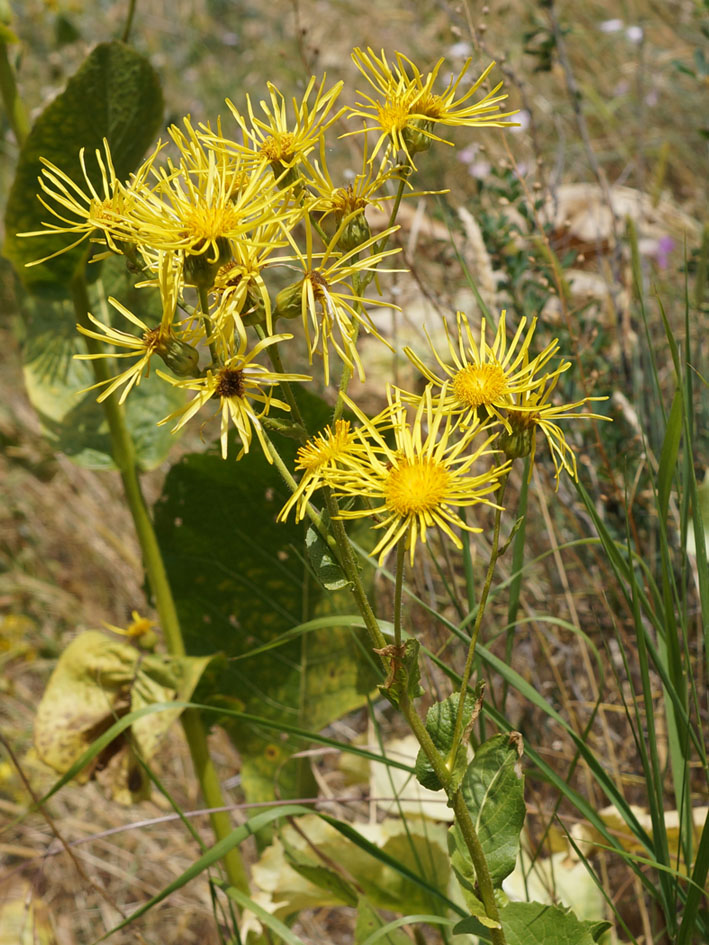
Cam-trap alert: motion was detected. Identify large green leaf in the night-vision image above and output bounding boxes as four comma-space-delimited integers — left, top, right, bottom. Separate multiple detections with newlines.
449, 733, 526, 894
3, 40, 163, 294
454, 901, 611, 943
19, 256, 183, 470
153, 391, 381, 800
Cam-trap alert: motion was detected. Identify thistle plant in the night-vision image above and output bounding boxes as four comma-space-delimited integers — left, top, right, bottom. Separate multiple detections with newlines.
4, 30, 640, 945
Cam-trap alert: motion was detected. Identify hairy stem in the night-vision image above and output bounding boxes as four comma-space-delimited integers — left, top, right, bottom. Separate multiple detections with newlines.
71, 271, 249, 894
322, 488, 388, 656
399, 693, 505, 943
393, 539, 406, 647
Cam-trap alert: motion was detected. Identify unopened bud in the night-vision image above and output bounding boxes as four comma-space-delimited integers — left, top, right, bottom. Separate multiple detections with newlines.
274, 279, 305, 321
402, 119, 434, 157
240, 286, 268, 326
185, 237, 233, 290
337, 211, 372, 252
497, 423, 535, 460
157, 335, 201, 376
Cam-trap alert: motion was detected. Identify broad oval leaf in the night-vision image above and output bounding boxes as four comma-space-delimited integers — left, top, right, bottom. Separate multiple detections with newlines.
449, 732, 526, 889
454, 900, 612, 944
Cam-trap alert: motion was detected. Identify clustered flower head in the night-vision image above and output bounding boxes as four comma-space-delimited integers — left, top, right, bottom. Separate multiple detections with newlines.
21, 48, 608, 564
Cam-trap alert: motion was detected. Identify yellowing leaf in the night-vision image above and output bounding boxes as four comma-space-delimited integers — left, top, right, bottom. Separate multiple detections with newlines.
571, 803, 709, 866
0, 880, 55, 945
504, 851, 605, 923
33, 630, 211, 803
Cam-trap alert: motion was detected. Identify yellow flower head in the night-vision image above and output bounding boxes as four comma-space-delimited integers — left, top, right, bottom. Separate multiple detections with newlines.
325, 386, 509, 565
157, 331, 310, 461
278, 419, 366, 523
345, 48, 516, 166
20, 138, 163, 265
500, 374, 610, 485
211, 221, 293, 334
118, 142, 290, 279
224, 75, 344, 178
74, 252, 194, 403
104, 610, 158, 639
300, 134, 411, 248
276, 217, 402, 386
403, 310, 569, 430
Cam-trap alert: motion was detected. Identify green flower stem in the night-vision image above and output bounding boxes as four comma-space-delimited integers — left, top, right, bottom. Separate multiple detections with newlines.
448, 476, 508, 767
198, 285, 219, 367
121, 0, 137, 43
393, 540, 406, 647
260, 429, 337, 556
450, 790, 506, 945
0, 36, 30, 146
331, 325, 360, 425
71, 272, 249, 895
256, 325, 309, 437
322, 488, 388, 656
398, 692, 505, 944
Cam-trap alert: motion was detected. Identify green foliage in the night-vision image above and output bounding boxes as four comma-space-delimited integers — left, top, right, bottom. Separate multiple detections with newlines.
153, 392, 380, 801
449, 733, 526, 919
305, 515, 349, 590
3, 40, 163, 294
413, 688, 480, 792
19, 256, 183, 469
455, 901, 612, 943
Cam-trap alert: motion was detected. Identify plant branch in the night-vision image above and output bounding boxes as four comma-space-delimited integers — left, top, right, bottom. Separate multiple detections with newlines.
71, 271, 249, 895
398, 693, 505, 944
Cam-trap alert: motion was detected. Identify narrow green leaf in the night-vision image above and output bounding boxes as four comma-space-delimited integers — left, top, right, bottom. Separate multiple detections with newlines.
678, 805, 709, 945
357, 911, 456, 945
4, 40, 163, 292
355, 897, 414, 945
657, 386, 683, 521
92, 803, 317, 943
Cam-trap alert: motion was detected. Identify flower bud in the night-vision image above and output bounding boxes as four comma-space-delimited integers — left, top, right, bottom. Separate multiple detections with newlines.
402, 119, 434, 157
497, 423, 535, 461
337, 211, 372, 253
156, 335, 201, 377
240, 286, 268, 327
185, 237, 233, 290
273, 279, 304, 321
